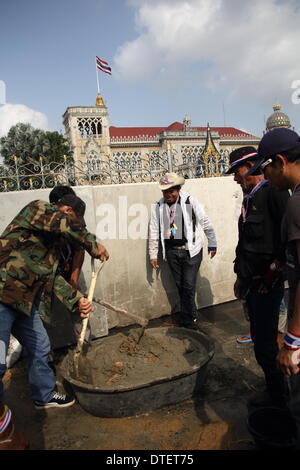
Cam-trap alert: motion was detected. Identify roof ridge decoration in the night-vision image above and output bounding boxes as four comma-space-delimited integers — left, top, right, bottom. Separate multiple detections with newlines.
109, 124, 258, 140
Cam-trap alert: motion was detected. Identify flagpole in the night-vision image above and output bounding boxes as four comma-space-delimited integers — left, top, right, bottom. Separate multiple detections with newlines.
95, 57, 100, 94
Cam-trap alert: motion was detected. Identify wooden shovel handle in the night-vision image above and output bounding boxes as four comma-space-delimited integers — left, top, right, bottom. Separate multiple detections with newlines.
76, 259, 105, 354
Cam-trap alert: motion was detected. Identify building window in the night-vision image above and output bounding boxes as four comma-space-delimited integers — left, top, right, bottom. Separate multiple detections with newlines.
181, 146, 204, 165
87, 159, 102, 171
112, 151, 142, 170
149, 151, 162, 169
77, 117, 102, 138
87, 150, 101, 171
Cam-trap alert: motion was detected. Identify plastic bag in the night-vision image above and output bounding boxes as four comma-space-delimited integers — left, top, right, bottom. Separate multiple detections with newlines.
6, 335, 22, 368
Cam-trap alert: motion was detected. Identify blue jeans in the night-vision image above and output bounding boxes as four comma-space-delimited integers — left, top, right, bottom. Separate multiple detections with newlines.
0, 302, 55, 403
166, 248, 202, 325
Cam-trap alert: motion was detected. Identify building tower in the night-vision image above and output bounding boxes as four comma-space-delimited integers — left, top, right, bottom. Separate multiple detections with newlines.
62, 93, 111, 168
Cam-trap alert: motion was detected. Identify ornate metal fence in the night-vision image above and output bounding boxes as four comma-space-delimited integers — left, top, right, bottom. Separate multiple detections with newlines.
0, 149, 230, 192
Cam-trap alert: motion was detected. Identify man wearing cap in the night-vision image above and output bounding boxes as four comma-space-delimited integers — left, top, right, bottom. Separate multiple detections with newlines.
149, 172, 217, 329
0, 197, 109, 414
48, 187, 90, 360
226, 146, 289, 408
248, 128, 300, 379
49, 185, 85, 290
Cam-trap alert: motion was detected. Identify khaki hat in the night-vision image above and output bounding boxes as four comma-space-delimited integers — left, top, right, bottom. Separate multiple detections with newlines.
158, 172, 185, 190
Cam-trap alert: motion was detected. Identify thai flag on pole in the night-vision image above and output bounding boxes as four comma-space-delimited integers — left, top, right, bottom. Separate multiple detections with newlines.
96, 56, 112, 75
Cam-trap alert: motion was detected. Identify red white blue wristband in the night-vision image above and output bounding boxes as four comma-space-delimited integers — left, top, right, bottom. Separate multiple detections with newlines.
284, 329, 300, 351
0, 407, 11, 434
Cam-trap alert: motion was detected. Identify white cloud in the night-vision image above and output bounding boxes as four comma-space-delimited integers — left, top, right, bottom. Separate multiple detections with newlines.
115, 0, 300, 101
0, 103, 48, 138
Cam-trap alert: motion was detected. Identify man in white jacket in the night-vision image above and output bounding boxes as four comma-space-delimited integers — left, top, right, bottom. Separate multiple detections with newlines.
149, 173, 217, 329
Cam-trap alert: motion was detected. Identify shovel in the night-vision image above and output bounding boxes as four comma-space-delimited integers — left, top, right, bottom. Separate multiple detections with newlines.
92, 298, 148, 343
73, 258, 105, 376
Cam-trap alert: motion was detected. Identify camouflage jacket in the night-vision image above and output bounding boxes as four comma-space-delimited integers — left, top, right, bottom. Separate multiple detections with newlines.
0, 200, 99, 317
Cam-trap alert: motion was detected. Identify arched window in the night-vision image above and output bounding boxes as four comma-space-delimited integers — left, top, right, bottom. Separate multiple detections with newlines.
77, 118, 102, 138
87, 151, 101, 171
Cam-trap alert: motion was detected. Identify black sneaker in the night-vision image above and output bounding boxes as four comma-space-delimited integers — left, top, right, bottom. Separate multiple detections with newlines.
34, 392, 75, 410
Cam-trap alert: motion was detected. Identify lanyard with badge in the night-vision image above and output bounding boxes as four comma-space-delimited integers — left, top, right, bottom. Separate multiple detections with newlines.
241, 179, 267, 223
165, 196, 180, 238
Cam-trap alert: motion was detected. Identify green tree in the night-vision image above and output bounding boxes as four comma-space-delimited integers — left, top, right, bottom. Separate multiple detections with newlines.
0, 123, 73, 166
42, 131, 73, 164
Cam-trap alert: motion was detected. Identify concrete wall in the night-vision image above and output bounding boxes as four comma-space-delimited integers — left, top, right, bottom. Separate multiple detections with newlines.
0, 177, 242, 346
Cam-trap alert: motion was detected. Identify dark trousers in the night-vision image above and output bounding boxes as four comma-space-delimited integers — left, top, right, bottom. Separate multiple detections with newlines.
166, 248, 202, 326
246, 280, 288, 404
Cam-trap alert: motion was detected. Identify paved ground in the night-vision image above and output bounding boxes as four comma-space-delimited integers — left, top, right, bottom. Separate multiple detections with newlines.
3, 300, 265, 450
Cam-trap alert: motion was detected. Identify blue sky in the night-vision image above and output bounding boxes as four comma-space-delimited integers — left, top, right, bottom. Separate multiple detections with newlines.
0, 0, 299, 139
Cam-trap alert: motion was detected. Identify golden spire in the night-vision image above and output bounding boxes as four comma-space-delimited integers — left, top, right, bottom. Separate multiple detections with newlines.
202, 124, 220, 177
96, 93, 105, 107
273, 104, 281, 111
203, 124, 219, 157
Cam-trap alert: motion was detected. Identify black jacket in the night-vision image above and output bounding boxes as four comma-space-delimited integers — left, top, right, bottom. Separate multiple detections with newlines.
234, 183, 289, 281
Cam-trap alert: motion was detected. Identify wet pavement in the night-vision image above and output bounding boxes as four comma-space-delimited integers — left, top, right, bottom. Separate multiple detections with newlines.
3, 300, 265, 450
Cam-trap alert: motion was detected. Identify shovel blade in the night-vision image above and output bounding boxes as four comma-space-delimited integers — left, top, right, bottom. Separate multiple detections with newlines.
89, 303, 109, 339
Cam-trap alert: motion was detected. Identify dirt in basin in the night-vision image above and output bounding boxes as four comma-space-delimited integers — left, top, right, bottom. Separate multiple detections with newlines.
64, 328, 209, 390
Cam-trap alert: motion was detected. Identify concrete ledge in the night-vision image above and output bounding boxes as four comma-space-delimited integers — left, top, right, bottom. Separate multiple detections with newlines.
0, 177, 242, 346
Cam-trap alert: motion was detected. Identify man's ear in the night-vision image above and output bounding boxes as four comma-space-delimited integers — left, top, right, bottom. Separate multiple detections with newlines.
275, 154, 287, 168
65, 206, 73, 215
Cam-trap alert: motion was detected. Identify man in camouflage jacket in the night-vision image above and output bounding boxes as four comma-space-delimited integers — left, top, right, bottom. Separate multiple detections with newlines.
0, 198, 109, 411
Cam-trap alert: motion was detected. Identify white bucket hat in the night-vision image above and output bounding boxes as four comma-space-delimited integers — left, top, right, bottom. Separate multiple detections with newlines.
158, 172, 185, 190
